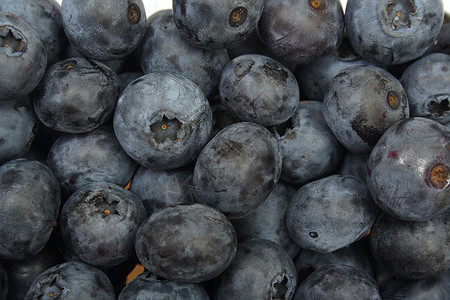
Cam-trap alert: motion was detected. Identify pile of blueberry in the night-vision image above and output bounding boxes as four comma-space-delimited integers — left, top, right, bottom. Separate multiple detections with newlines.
0, 0, 448, 299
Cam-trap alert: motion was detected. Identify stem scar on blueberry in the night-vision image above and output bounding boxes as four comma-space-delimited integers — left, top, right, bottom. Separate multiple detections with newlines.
229, 7, 247, 27
429, 163, 449, 189
309, 0, 326, 11
387, 91, 400, 109
0, 27, 26, 53
128, 3, 141, 24
309, 231, 318, 238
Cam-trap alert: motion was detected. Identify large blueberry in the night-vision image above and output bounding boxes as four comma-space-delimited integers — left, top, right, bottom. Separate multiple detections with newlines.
366, 117, 449, 221
113, 72, 212, 170
24, 261, 115, 299
0, 12, 47, 101
286, 174, 379, 253
193, 122, 282, 219
0, 158, 60, 260
172, 0, 264, 49
257, 0, 344, 66
33, 57, 121, 133
59, 182, 147, 267
60, 0, 146, 60
345, 0, 444, 65
218, 54, 300, 126
136, 9, 230, 98
46, 126, 136, 196
322, 65, 409, 154
400, 53, 449, 125
215, 238, 298, 299
135, 204, 237, 283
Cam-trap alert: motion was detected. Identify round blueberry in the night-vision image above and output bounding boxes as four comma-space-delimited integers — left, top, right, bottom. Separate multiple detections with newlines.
113, 72, 212, 170
134, 204, 237, 283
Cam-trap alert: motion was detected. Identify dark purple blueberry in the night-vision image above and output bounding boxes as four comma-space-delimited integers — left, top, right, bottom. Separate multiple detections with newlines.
0, 0, 66, 64
366, 117, 449, 221
0, 12, 47, 101
118, 271, 210, 300
172, 0, 264, 50
370, 212, 449, 279
0, 97, 38, 164
286, 175, 379, 253
136, 9, 230, 98
0, 158, 60, 260
24, 261, 115, 299
129, 165, 194, 216
257, 0, 344, 66
275, 100, 344, 186
46, 126, 136, 196
294, 264, 381, 299
400, 53, 449, 125
59, 182, 147, 267
218, 54, 300, 126
193, 122, 282, 219
33, 57, 121, 134
113, 72, 213, 170
135, 204, 237, 283
60, 0, 146, 60
345, 0, 444, 66
215, 239, 297, 299
230, 182, 301, 258
0, 262, 7, 300
322, 65, 409, 154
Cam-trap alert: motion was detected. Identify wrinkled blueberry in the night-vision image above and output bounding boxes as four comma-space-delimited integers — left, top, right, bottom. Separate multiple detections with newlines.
323, 65, 409, 154
286, 174, 379, 253
215, 238, 297, 299
59, 182, 147, 267
136, 9, 230, 98
0, 12, 47, 101
113, 72, 213, 170
135, 204, 237, 283
60, 0, 146, 60
0, 158, 60, 260
172, 0, 264, 49
24, 261, 115, 299
257, 0, 344, 66
218, 54, 300, 126
345, 0, 444, 65
400, 53, 449, 125
118, 271, 209, 299
193, 122, 282, 219
370, 212, 449, 279
33, 57, 121, 133
46, 126, 136, 196
366, 117, 449, 221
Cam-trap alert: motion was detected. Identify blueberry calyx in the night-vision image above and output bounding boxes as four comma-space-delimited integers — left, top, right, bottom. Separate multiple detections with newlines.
128, 3, 141, 25
386, 0, 416, 31
309, 0, 326, 11
428, 163, 449, 190
272, 275, 289, 299
387, 91, 400, 110
427, 95, 449, 118
0, 26, 26, 56
149, 115, 182, 144
229, 7, 247, 28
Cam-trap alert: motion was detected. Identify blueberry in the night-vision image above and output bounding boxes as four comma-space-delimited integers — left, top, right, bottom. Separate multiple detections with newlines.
0, 262, 7, 300
345, 0, 445, 66
113, 72, 213, 170
0, 0, 66, 64
59, 182, 147, 267
257, 0, 344, 66
60, 0, 146, 60
172, 0, 264, 50
193, 122, 282, 219
275, 100, 344, 186
33, 57, 121, 133
0, 12, 47, 101
136, 9, 230, 98
24, 261, 115, 299
118, 271, 209, 300
0, 158, 60, 260
215, 238, 297, 299
322, 65, 409, 154
129, 165, 194, 216
400, 53, 449, 125
0, 97, 38, 164
286, 174, 379, 253
230, 182, 301, 258
294, 264, 381, 299
218, 54, 300, 126
366, 117, 449, 221
370, 211, 449, 279
134, 203, 237, 283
